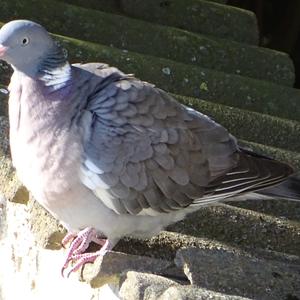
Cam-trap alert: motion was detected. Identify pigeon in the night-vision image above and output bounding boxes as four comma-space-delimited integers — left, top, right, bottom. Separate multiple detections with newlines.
0, 20, 299, 276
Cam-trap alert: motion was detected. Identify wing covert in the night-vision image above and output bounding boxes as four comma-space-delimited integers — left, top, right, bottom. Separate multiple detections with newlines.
78, 65, 238, 215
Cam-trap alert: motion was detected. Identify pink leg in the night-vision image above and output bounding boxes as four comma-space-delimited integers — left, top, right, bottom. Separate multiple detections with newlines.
61, 227, 111, 277
64, 239, 113, 277
62, 228, 106, 249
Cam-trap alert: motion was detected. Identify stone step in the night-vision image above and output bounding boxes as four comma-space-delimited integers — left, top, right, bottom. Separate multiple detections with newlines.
240, 140, 300, 171
230, 198, 300, 223
175, 248, 300, 300
0, 0, 294, 86
0, 84, 8, 116
167, 204, 300, 257
176, 94, 300, 153
0, 60, 11, 87
120, 271, 252, 300
116, 227, 300, 269
59, 0, 258, 45
208, 0, 227, 3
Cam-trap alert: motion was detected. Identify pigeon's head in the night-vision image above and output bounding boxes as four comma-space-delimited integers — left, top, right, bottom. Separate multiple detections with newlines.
0, 20, 55, 75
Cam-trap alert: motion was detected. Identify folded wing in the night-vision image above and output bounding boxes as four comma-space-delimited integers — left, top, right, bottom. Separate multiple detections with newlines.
77, 64, 294, 215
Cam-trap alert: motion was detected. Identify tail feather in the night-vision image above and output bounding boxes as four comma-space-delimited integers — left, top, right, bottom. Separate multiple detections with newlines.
257, 175, 300, 201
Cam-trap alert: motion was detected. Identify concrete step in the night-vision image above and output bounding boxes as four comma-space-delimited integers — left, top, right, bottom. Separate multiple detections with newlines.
208, 0, 227, 3
175, 247, 300, 300
167, 204, 300, 257
119, 271, 252, 300
240, 140, 300, 171
59, 0, 258, 45
176, 94, 300, 153
0, 0, 294, 86
230, 199, 300, 222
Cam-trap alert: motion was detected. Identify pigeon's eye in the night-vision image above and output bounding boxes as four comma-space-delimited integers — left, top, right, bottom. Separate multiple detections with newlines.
21, 37, 29, 46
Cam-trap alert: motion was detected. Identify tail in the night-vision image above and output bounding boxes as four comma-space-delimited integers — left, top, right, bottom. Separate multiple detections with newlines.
257, 175, 300, 201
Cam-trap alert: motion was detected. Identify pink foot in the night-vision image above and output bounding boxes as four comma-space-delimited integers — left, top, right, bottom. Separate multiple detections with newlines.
61, 227, 112, 277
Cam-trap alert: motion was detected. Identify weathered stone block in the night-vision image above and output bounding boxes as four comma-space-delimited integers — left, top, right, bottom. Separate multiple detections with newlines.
81, 252, 178, 288
60, 0, 258, 45
119, 271, 251, 300
175, 247, 300, 299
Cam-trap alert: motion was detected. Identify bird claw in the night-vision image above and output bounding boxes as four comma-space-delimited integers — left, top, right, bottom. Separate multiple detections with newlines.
61, 227, 110, 277
61, 231, 78, 248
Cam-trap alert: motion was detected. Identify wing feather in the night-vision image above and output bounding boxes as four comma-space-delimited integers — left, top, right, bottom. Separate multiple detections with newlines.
77, 63, 293, 216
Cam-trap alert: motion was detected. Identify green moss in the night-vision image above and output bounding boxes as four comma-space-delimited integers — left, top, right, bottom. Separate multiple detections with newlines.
168, 205, 300, 256
230, 199, 300, 222
206, 0, 227, 3
60, 0, 259, 45
0, 93, 8, 117
0, 61, 12, 86
240, 140, 300, 171
175, 94, 300, 153
0, 0, 294, 86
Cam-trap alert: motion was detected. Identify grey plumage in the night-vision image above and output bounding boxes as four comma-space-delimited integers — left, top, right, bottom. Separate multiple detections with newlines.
0, 20, 298, 247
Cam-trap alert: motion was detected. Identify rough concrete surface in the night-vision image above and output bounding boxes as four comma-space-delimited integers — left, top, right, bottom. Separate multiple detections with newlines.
119, 271, 251, 300
175, 248, 300, 300
81, 251, 177, 288
60, 0, 259, 45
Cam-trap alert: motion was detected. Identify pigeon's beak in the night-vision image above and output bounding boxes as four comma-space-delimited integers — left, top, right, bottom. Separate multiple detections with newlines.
0, 45, 8, 58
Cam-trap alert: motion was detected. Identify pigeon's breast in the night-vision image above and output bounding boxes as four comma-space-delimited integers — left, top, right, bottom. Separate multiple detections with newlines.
9, 75, 84, 206
11, 121, 82, 202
